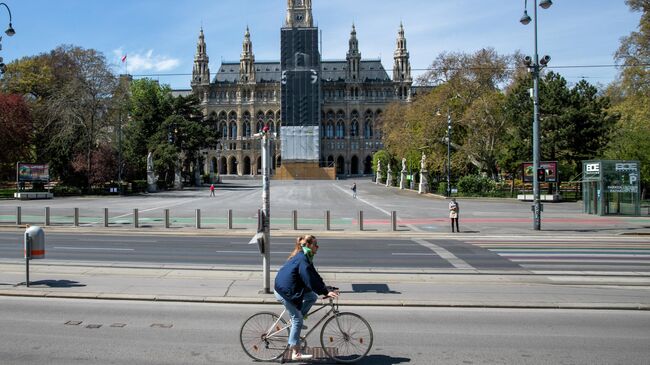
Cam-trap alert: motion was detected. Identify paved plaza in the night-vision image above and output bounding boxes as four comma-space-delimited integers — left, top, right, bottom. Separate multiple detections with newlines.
0, 179, 648, 236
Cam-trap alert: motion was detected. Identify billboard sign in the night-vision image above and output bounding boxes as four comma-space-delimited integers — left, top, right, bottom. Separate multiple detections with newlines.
17, 163, 50, 182
522, 161, 558, 183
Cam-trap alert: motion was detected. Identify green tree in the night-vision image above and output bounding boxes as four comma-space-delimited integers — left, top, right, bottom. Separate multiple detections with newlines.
122, 79, 172, 181
605, 0, 650, 198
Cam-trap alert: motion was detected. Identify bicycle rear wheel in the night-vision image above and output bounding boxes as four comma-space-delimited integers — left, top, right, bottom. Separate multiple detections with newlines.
240, 311, 289, 361
320, 312, 373, 363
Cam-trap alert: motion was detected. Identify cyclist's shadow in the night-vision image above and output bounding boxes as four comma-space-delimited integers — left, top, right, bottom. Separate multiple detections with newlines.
315, 355, 410, 364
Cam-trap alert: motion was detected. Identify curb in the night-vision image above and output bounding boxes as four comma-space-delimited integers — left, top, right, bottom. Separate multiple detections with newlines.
1, 291, 648, 310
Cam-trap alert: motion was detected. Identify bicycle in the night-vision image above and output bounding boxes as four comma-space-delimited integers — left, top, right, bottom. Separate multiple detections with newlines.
239, 288, 373, 363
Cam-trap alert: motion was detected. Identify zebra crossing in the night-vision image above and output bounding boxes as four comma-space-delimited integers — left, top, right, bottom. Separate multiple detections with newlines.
468, 237, 650, 272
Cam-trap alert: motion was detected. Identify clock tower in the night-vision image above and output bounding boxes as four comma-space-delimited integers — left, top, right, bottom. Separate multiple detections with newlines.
285, 0, 313, 28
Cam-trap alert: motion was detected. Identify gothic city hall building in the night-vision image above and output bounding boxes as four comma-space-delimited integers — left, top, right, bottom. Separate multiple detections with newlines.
191, 0, 414, 179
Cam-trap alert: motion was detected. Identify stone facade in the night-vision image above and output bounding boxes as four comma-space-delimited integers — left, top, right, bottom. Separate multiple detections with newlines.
191, 0, 414, 177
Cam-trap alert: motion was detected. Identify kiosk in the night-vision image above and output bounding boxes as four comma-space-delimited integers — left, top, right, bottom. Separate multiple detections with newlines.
582, 160, 641, 216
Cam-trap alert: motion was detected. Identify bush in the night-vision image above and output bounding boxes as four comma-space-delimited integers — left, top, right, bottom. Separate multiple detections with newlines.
132, 180, 148, 193
457, 175, 496, 195
52, 185, 82, 196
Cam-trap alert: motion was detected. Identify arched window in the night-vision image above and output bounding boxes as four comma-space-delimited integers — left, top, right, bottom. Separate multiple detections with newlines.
220, 122, 228, 139
336, 121, 345, 139
244, 121, 251, 137
364, 110, 373, 139
364, 120, 373, 139
327, 121, 335, 139
230, 121, 238, 139
351, 120, 359, 137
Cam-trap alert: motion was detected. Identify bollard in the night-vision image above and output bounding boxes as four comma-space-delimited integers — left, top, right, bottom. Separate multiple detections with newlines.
104, 208, 109, 227
16, 206, 21, 226
292, 210, 298, 230
325, 210, 330, 231
195, 209, 201, 229
228, 209, 233, 229
391, 211, 397, 231
74, 208, 79, 227
358, 210, 364, 231
164, 209, 170, 228
133, 208, 139, 228
44, 207, 50, 226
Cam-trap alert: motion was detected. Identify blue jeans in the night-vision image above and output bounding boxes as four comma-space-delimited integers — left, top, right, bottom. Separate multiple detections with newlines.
274, 290, 318, 347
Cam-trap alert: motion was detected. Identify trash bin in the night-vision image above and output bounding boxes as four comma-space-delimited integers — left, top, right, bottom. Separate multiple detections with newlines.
24, 225, 45, 259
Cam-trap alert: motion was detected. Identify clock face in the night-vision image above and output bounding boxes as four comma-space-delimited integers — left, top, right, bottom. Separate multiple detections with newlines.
296, 14, 304, 21
296, 0, 304, 6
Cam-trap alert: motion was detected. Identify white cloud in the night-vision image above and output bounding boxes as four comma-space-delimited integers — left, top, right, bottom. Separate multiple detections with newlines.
112, 48, 180, 73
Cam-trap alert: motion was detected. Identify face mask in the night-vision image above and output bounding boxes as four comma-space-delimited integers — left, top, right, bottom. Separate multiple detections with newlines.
302, 246, 314, 260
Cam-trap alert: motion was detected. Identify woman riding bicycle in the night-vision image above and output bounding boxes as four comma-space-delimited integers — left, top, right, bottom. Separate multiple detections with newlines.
274, 235, 339, 361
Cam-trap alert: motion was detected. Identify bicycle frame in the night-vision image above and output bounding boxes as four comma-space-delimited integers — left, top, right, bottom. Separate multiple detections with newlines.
265, 298, 338, 343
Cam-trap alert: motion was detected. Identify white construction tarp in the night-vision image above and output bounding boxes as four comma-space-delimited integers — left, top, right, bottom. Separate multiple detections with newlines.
280, 126, 320, 161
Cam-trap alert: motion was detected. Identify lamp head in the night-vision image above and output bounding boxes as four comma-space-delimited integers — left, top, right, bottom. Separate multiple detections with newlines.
523, 56, 533, 67
520, 10, 531, 25
540, 55, 551, 66
5, 23, 15, 37
539, 0, 552, 9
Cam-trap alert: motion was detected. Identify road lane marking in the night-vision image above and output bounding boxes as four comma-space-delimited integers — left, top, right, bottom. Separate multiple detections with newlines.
54, 246, 134, 251
412, 238, 473, 269
216, 250, 258, 254
111, 197, 205, 220
392, 253, 435, 256
332, 184, 422, 232
85, 239, 156, 243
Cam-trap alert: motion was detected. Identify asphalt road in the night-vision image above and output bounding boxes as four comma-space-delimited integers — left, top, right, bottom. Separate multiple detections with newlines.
1, 232, 649, 272
1, 297, 649, 365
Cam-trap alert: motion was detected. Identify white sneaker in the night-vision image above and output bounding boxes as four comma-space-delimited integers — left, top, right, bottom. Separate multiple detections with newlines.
291, 352, 313, 361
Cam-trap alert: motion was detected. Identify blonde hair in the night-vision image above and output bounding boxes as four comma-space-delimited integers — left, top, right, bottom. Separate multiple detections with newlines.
287, 234, 317, 260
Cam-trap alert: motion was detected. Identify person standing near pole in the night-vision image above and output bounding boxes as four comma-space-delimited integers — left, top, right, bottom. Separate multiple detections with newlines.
210, 183, 215, 197
449, 198, 459, 233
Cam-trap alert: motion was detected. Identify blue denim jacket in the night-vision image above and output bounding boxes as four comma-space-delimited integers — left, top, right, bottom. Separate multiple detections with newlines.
274, 251, 328, 309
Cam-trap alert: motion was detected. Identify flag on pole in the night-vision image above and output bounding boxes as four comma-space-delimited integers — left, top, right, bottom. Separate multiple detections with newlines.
121, 54, 127, 63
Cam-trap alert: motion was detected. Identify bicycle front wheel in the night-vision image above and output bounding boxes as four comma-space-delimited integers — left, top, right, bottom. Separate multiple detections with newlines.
320, 312, 373, 363
240, 311, 289, 361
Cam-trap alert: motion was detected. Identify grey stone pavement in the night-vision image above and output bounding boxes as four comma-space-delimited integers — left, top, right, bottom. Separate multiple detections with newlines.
1, 179, 649, 309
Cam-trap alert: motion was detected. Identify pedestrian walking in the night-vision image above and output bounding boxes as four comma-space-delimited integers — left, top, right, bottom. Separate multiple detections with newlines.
274, 235, 339, 361
210, 183, 215, 197
351, 182, 357, 199
449, 198, 459, 233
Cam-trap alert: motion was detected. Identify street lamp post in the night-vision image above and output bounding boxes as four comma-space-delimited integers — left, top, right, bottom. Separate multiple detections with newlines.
520, 0, 552, 231
446, 112, 452, 197
0, 2, 17, 75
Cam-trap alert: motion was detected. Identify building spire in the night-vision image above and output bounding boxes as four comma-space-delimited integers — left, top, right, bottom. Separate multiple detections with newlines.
393, 22, 412, 100
240, 26, 256, 83
346, 23, 361, 81
192, 27, 210, 86
393, 22, 411, 82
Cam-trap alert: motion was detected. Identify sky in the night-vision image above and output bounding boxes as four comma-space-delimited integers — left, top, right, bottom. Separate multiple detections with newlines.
0, 0, 642, 90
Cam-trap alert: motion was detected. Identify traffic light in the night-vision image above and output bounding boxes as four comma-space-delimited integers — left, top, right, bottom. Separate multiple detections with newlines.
537, 168, 546, 182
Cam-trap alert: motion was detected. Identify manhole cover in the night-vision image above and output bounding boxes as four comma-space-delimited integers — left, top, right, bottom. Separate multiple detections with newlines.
110, 323, 127, 328
85, 324, 102, 329
65, 320, 82, 326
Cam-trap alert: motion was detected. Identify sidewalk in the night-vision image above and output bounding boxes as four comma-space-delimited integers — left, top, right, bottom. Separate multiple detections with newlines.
1, 261, 649, 310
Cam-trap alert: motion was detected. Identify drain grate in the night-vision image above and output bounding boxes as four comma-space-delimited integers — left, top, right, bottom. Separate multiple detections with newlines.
65, 320, 82, 326
85, 324, 102, 329
110, 323, 127, 328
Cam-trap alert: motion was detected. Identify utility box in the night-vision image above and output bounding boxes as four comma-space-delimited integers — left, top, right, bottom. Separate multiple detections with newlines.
582, 160, 641, 216
24, 225, 45, 259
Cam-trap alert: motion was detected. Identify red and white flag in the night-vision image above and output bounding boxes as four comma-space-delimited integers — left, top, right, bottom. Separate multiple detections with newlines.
121, 54, 127, 63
